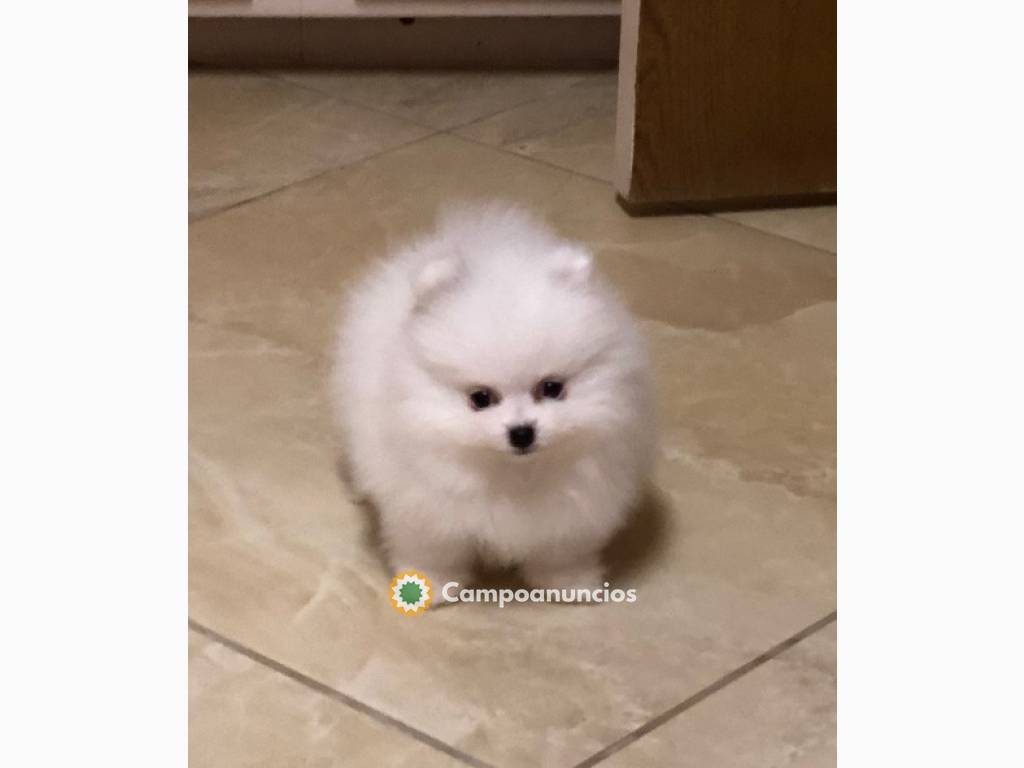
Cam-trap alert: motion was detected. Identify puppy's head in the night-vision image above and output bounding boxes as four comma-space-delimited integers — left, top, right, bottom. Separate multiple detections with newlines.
403, 241, 649, 464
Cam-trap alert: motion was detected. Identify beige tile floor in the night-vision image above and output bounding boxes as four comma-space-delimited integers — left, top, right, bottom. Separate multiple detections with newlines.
189, 69, 837, 768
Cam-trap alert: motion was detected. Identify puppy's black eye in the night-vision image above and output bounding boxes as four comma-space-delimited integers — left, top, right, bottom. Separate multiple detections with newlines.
468, 388, 498, 410
535, 379, 565, 401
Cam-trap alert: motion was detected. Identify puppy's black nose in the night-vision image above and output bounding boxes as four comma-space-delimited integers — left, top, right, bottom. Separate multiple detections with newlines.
507, 424, 536, 451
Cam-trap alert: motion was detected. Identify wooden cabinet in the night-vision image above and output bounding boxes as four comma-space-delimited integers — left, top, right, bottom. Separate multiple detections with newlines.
615, 0, 836, 211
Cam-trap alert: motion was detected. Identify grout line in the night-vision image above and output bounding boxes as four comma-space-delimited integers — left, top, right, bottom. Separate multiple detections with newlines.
188, 131, 440, 225
571, 610, 838, 768
438, 130, 838, 259
443, 77, 617, 137
436, 71, 617, 134
438, 88, 571, 134
188, 619, 496, 768
263, 69, 618, 179
266, 71, 441, 131
190, 72, 835, 257
711, 213, 838, 256
441, 130, 612, 186
268, 70, 595, 137
189, 167, 336, 224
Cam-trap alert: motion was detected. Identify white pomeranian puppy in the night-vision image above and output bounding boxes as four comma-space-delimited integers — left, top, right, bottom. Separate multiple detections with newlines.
332, 204, 655, 597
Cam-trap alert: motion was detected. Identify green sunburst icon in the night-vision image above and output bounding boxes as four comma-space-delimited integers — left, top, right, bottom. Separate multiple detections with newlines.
390, 571, 432, 614
399, 581, 423, 606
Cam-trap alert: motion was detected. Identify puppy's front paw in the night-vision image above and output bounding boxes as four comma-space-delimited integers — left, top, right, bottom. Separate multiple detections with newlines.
430, 572, 471, 606
522, 561, 606, 593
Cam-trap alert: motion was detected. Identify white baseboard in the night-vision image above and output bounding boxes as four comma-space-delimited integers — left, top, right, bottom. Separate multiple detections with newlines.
188, 1, 620, 19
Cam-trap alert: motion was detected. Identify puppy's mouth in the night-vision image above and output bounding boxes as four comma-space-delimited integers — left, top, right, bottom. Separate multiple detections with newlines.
512, 446, 536, 457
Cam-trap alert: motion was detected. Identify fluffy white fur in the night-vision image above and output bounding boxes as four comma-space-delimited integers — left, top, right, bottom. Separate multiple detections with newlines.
332, 204, 655, 596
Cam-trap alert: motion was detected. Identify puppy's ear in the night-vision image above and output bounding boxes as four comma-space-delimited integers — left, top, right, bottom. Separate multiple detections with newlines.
412, 256, 462, 309
551, 245, 593, 287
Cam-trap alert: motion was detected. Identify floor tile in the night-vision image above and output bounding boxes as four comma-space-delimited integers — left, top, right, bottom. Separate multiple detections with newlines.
600, 623, 836, 768
189, 315, 834, 767
188, 73, 431, 218
454, 72, 618, 180
190, 134, 836, 357
190, 134, 835, 767
189, 629, 465, 768
718, 207, 837, 253
275, 70, 588, 130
